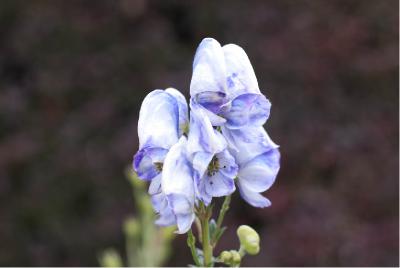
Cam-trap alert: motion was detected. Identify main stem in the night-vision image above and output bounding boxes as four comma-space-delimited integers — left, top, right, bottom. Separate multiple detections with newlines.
201, 206, 213, 266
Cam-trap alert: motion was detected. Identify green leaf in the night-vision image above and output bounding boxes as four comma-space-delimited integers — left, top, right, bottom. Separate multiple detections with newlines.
208, 219, 217, 239
215, 226, 227, 243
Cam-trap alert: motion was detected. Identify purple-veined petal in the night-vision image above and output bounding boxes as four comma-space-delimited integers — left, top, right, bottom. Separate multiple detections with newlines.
192, 151, 214, 184
217, 149, 239, 179
167, 194, 193, 215
196, 185, 212, 206
161, 137, 195, 233
222, 93, 271, 129
204, 173, 235, 199
187, 101, 227, 156
155, 212, 176, 227
223, 44, 260, 98
167, 194, 196, 233
191, 97, 226, 126
165, 88, 189, 136
175, 213, 196, 234
162, 137, 194, 200
237, 179, 272, 208
148, 173, 162, 195
222, 126, 279, 164
238, 148, 280, 193
133, 147, 168, 181
138, 90, 180, 149
152, 192, 177, 226
195, 149, 238, 205
190, 38, 227, 98
195, 91, 227, 114
151, 191, 168, 213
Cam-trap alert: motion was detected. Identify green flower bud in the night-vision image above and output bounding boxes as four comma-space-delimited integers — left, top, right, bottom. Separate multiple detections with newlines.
230, 250, 241, 264
237, 225, 260, 255
99, 248, 123, 267
219, 251, 232, 263
123, 217, 140, 238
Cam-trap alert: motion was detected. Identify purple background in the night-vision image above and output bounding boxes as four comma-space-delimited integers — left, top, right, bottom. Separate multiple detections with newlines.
0, 0, 398, 266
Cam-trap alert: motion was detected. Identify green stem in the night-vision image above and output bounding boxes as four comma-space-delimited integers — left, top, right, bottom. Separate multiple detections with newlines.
216, 195, 231, 230
195, 217, 202, 243
201, 214, 212, 267
238, 246, 246, 258
187, 230, 201, 267
197, 202, 213, 267
210, 195, 231, 246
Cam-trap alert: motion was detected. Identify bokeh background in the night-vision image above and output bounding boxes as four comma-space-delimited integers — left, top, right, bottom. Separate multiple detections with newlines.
0, 0, 398, 266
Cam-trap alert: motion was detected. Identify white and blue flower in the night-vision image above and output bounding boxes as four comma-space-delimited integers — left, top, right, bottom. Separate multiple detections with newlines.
132, 38, 281, 234
189, 38, 280, 208
133, 88, 194, 232
133, 88, 188, 181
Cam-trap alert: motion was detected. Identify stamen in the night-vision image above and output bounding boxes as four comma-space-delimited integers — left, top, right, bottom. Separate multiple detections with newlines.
207, 156, 220, 177
154, 162, 163, 172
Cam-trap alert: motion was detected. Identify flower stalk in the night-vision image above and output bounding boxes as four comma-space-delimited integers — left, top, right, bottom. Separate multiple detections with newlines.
196, 202, 213, 266
187, 230, 201, 266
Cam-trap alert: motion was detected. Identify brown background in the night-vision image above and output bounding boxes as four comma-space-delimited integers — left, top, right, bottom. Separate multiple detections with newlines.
0, 0, 398, 266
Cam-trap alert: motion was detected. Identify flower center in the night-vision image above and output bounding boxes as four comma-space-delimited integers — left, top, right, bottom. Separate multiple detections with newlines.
154, 162, 163, 172
207, 156, 220, 177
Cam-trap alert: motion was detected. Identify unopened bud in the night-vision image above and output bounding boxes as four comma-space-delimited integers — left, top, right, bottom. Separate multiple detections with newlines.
237, 225, 260, 255
219, 251, 232, 263
99, 248, 123, 267
123, 217, 140, 238
230, 250, 241, 264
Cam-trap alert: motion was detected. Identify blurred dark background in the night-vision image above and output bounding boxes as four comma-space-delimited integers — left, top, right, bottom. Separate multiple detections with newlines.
0, 0, 398, 266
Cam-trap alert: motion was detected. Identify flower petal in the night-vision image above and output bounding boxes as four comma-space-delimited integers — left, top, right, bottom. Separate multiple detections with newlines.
190, 38, 227, 98
155, 212, 176, 227
175, 213, 196, 234
138, 90, 179, 150
238, 148, 280, 193
187, 101, 227, 156
165, 88, 189, 136
148, 173, 162, 195
204, 172, 235, 199
166, 194, 196, 233
237, 179, 272, 208
162, 137, 194, 198
217, 149, 239, 179
223, 93, 271, 129
223, 44, 260, 98
191, 97, 227, 126
192, 151, 214, 183
222, 126, 279, 164
192, 91, 229, 115
151, 191, 168, 213
161, 136, 195, 233
195, 149, 237, 205
133, 147, 168, 181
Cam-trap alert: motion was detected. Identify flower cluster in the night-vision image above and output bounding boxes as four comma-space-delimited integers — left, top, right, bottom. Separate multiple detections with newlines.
133, 38, 280, 234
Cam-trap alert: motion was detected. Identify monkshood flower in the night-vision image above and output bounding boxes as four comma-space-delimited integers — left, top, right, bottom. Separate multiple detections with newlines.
133, 88, 188, 181
222, 126, 280, 207
190, 38, 271, 129
133, 88, 192, 231
160, 136, 196, 234
187, 100, 238, 205
131, 38, 281, 267
189, 38, 280, 207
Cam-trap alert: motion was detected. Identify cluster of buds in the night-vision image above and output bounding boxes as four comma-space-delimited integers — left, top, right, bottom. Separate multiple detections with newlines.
218, 225, 261, 267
